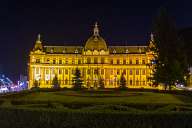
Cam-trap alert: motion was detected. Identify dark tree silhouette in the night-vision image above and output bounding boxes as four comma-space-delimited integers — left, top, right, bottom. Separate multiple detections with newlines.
72, 68, 83, 90
52, 75, 60, 89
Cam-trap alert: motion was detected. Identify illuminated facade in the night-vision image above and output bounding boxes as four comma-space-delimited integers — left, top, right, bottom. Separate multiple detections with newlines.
28, 23, 155, 89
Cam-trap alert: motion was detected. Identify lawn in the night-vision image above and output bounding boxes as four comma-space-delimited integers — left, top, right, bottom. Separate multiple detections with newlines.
1, 90, 192, 128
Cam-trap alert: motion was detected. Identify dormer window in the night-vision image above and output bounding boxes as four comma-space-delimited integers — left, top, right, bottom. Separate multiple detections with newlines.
50, 48, 53, 53
113, 49, 116, 54
126, 49, 129, 53
36, 59, 40, 63
75, 49, 78, 53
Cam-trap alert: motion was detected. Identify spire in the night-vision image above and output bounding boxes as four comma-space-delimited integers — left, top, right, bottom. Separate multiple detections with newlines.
36, 34, 41, 43
93, 22, 99, 36
150, 33, 154, 42
33, 34, 43, 51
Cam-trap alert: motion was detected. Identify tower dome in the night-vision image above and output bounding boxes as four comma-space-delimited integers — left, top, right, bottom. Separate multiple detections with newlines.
84, 22, 108, 51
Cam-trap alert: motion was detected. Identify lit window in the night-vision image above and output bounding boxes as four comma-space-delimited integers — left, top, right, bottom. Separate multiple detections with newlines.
136, 59, 139, 64
110, 59, 113, 64
129, 59, 132, 64
136, 69, 139, 75
53, 59, 56, 64
65, 79, 68, 84
101, 69, 104, 75
59, 69, 62, 74
36, 68, 40, 74
130, 80, 132, 85
46, 69, 49, 74
94, 69, 98, 74
87, 69, 90, 75
94, 57, 98, 64
142, 59, 145, 64
136, 80, 139, 85
72, 59, 75, 64
36, 59, 40, 63
65, 69, 68, 74
117, 69, 120, 75
47, 58, 50, 63
117, 59, 120, 64
130, 70, 132, 75
123, 69, 126, 75
87, 57, 91, 64
59, 59, 62, 64
123, 59, 126, 64
78, 59, 81, 64
65, 59, 68, 64
142, 70, 145, 75
143, 80, 145, 85
101, 57, 105, 64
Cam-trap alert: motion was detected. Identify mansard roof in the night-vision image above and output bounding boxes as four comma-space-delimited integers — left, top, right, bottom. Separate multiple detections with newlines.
43, 45, 147, 54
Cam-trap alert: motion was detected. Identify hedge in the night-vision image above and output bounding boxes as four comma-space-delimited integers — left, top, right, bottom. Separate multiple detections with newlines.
0, 107, 192, 128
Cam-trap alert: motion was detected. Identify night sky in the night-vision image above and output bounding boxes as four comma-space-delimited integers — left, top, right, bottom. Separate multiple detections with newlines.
0, 0, 192, 82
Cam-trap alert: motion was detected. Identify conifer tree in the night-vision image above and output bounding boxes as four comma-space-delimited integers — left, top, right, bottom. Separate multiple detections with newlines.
52, 75, 60, 89
152, 8, 188, 89
72, 68, 83, 90
119, 73, 127, 89
98, 77, 105, 89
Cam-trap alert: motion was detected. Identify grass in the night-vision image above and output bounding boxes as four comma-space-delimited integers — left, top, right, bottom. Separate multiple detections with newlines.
1, 90, 192, 128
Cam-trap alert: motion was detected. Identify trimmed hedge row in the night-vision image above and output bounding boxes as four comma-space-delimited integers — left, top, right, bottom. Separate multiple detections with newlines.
0, 107, 192, 128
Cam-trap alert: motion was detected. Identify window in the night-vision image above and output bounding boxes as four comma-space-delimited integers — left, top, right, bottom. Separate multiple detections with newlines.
36, 68, 40, 74
78, 59, 81, 64
53, 59, 56, 64
117, 59, 120, 64
65, 69, 68, 74
123, 69, 126, 75
130, 80, 132, 85
110, 59, 113, 64
111, 69, 113, 75
94, 69, 98, 74
123, 59, 126, 64
136, 59, 139, 64
72, 59, 75, 64
47, 58, 50, 63
87, 69, 90, 75
65, 79, 68, 85
136, 80, 139, 85
136, 69, 139, 75
142, 59, 145, 64
94, 57, 98, 64
101, 57, 105, 64
129, 59, 132, 64
65, 59, 68, 64
46, 69, 49, 74
101, 69, 104, 75
59, 59, 62, 64
143, 80, 145, 85
59, 69, 62, 74
117, 69, 120, 75
36, 59, 40, 63
142, 70, 145, 75
130, 69, 132, 75
87, 57, 91, 64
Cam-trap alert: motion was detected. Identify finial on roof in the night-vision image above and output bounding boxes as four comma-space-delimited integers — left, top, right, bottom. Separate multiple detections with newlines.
150, 33, 154, 41
93, 22, 99, 36
37, 34, 41, 42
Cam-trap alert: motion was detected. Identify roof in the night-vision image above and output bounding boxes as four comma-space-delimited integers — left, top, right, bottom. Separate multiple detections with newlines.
43, 45, 147, 54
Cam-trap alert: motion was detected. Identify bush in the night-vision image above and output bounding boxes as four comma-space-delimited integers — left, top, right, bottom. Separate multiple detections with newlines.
0, 108, 192, 128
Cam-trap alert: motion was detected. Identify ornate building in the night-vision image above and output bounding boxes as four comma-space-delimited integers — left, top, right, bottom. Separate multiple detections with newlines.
28, 23, 155, 89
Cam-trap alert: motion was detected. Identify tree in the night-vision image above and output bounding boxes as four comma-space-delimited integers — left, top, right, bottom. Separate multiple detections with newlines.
72, 68, 83, 90
52, 75, 60, 89
98, 77, 105, 89
119, 73, 127, 89
152, 8, 188, 89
